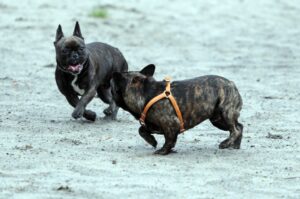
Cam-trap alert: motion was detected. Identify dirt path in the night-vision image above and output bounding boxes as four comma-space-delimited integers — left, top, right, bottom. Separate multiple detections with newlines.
0, 0, 299, 198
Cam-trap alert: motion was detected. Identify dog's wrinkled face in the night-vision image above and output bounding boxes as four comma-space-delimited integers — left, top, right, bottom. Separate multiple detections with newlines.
112, 64, 155, 113
54, 22, 88, 75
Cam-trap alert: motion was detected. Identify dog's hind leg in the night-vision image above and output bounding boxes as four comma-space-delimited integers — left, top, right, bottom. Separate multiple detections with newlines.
217, 107, 243, 149
212, 85, 243, 149
233, 122, 243, 148
139, 126, 157, 148
97, 86, 119, 120
210, 113, 229, 131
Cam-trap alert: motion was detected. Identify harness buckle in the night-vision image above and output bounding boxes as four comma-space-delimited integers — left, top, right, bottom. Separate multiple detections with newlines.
164, 76, 171, 82
164, 91, 171, 98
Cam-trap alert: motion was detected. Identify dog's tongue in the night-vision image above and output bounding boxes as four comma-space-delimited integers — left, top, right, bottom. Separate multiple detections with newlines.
68, 64, 81, 72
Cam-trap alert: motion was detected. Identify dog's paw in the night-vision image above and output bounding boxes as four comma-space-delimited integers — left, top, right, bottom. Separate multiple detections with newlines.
219, 138, 234, 149
103, 107, 113, 116
154, 147, 171, 155
103, 114, 117, 120
83, 110, 96, 121
72, 106, 85, 119
103, 106, 118, 120
150, 139, 158, 148
145, 137, 157, 148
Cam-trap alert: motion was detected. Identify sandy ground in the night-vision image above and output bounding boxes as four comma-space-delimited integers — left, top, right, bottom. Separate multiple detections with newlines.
0, 0, 300, 198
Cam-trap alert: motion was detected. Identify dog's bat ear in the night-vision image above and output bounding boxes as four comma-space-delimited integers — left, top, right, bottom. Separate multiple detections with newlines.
55, 24, 64, 42
73, 21, 84, 39
140, 64, 155, 77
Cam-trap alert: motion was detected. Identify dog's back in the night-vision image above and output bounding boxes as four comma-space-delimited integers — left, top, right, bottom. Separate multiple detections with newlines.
86, 42, 128, 73
147, 75, 242, 129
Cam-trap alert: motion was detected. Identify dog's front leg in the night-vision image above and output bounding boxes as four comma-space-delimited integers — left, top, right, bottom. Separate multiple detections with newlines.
138, 126, 157, 148
55, 72, 96, 121
72, 86, 97, 119
154, 127, 178, 155
64, 93, 96, 121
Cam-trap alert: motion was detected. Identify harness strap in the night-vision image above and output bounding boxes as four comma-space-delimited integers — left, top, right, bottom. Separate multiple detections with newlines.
139, 77, 185, 133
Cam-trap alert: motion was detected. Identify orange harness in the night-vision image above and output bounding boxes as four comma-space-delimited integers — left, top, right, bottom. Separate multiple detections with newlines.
139, 77, 185, 133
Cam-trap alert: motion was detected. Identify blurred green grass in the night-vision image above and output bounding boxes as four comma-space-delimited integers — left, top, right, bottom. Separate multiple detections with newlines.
89, 7, 108, 19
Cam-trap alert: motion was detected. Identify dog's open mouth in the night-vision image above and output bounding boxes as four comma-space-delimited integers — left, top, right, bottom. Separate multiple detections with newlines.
67, 64, 83, 73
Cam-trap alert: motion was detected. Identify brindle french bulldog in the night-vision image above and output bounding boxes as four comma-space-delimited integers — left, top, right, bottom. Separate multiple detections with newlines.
54, 22, 128, 121
112, 64, 243, 155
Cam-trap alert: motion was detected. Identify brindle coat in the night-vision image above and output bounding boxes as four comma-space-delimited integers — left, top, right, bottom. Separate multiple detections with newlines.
112, 64, 243, 155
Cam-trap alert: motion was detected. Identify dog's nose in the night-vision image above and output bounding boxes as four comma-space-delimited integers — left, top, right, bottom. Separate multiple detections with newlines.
72, 53, 79, 60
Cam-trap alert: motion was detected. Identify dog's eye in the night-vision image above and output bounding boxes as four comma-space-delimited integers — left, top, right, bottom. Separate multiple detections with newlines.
62, 49, 68, 54
131, 76, 142, 84
79, 47, 84, 51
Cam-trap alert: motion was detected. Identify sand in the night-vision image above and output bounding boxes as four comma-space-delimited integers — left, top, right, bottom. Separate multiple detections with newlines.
0, 0, 299, 198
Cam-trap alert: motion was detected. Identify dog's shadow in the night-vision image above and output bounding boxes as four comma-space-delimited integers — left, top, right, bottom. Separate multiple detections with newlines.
132, 142, 248, 159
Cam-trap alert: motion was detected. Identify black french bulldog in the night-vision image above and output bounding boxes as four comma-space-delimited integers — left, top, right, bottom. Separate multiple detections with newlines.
112, 64, 243, 155
54, 22, 128, 121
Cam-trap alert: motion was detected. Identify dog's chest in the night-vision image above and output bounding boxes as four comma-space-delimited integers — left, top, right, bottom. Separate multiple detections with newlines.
71, 75, 85, 95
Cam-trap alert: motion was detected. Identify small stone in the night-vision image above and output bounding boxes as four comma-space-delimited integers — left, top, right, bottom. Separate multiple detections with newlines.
57, 185, 71, 192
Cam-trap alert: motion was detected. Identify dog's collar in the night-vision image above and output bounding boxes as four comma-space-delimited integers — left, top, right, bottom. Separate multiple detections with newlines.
139, 77, 185, 133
